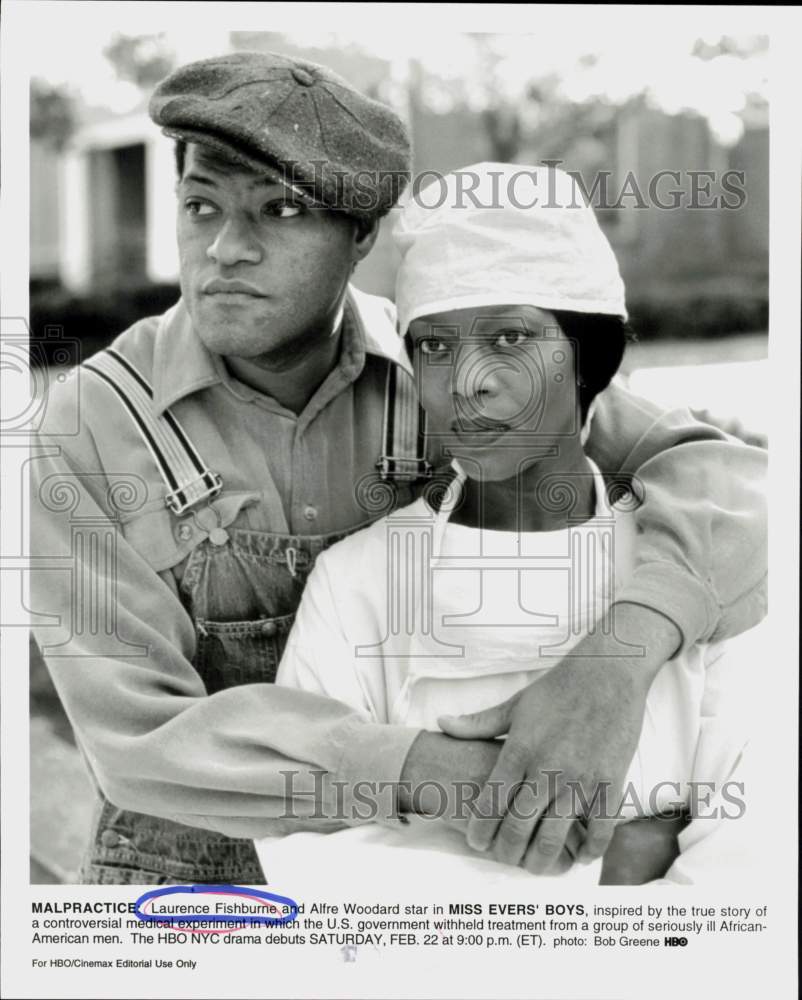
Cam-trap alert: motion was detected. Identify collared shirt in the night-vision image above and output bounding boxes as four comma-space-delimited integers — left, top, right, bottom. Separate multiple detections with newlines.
112, 285, 414, 544
29, 285, 767, 838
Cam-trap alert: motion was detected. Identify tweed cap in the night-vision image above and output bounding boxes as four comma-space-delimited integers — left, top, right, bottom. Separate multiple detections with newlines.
149, 50, 412, 222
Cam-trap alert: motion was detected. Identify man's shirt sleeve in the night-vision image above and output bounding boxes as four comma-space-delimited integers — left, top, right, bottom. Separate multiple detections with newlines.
276, 549, 419, 826
585, 378, 767, 652
29, 435, 419, 840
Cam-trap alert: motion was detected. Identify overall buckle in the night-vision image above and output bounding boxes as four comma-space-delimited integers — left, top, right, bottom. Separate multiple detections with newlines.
165, 471, 223, 516
376, 456, 433, 482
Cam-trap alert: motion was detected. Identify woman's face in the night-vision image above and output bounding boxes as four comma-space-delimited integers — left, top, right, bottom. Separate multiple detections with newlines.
407, 303, 582, 482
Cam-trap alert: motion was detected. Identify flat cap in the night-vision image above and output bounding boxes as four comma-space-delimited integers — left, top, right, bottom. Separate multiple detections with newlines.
149, 50, 412, 222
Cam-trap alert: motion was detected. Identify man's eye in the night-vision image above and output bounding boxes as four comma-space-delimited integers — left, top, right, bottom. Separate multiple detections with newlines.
419, 340, 451, 355
263, 201, 305, 219
495, 330, 529, 348
184, 199, 217, 217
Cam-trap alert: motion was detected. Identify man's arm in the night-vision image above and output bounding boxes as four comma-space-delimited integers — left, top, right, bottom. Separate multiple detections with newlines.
440, 382, 766, 872
585, 378, 767, 648
440, 603, 682, 870
276, 549, 507, 826
30, 440, 420, 840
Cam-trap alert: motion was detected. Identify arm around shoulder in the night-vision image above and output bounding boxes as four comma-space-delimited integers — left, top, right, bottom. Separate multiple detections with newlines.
585, 379, 767, 649
29, 431, 417, 837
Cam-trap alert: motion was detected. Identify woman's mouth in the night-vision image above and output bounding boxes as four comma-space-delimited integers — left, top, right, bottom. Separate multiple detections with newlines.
448, 421, 512, 448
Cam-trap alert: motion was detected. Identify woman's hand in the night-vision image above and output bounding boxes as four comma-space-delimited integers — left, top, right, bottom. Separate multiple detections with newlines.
600, 813, 689, 884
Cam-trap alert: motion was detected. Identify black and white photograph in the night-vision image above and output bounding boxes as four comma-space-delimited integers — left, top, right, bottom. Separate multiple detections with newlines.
2, 3, 798, 999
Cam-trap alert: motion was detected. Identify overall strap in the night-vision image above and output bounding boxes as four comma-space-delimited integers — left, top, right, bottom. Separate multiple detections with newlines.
377, 363, 432, 483
84, 348, 222, 515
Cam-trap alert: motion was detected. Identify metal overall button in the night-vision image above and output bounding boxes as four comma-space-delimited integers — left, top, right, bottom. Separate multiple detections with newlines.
193, 614, 296, 691
190, 505, 230, 546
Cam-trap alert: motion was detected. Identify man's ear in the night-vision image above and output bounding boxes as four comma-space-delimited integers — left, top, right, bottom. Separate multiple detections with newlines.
352, 218, 380, 262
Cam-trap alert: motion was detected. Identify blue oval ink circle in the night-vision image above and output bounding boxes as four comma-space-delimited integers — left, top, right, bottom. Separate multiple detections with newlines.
134, 884, 299, 927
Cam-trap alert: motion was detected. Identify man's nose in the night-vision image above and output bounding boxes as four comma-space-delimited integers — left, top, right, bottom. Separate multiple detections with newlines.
206, 216, 263, 267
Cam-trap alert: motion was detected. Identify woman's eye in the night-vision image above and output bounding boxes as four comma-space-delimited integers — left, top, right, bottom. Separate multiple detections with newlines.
184, 199, 217, 217
495, 330, 528, 348
264, 201, 304, 219
419, 340, 450, 355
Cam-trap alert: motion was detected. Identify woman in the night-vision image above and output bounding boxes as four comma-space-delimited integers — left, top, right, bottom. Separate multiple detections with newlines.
254, 163, 750, 890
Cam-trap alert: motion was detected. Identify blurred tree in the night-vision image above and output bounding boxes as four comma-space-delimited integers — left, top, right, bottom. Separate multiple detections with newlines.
409, 37, 622, 165
103, 33, 176, 90
407, 31, 766, 162
30, 79, 76, 149
691, 34, 769, 60
231, 29, 767, 161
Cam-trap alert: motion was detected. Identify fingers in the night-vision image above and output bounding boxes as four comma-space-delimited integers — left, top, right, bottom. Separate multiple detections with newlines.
520, 792, 577, 875
465, 737, 530, 851
437, 693, 519, 740
564, 819, 585, 862
489, 776, 552, 867
521, 819, 584, 877
577, 815, 618, 864
468, 767, 597, 877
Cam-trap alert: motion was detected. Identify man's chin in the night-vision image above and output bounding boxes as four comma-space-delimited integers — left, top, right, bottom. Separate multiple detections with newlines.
192, 314, 283, 360
195, 329, 273, 359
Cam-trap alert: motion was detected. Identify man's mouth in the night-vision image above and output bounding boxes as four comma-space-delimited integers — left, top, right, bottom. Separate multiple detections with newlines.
202, 278, 268, 297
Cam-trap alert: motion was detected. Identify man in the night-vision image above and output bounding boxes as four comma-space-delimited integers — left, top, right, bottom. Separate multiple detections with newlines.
30, 51, 766, 885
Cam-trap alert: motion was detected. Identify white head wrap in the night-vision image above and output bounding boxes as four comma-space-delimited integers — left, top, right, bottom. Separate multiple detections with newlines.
393, 162, 627, 335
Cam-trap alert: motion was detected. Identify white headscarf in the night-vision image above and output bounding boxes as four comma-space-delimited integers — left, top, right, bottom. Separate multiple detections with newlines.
393, 162, 627, 335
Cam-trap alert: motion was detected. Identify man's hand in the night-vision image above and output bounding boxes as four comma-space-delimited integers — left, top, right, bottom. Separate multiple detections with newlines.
397, 730, 583, 875
397, 730, 500, 825
437, 603, 683, 874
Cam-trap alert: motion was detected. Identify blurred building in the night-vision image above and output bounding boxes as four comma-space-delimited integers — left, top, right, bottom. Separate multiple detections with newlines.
30, 34, 768, 302
31, 110, 175, 292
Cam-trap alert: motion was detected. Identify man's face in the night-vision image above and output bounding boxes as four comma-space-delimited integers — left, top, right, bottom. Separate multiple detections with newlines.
408, 304, 581, 482
176, 143, 375, 362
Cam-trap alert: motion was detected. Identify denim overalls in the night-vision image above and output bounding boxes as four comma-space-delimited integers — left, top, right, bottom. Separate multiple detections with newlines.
78, 347, 428, 885
81, 524, 360, 884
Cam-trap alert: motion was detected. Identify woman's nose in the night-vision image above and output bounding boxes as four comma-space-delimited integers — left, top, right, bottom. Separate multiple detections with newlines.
206, 217, 263, 267
452, 343, 505, 402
